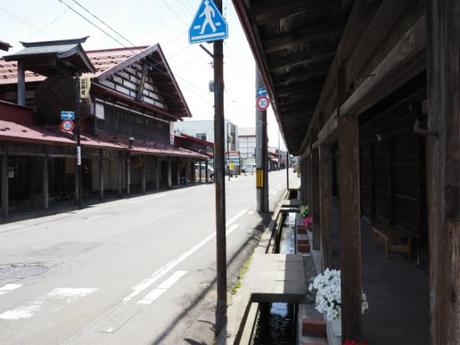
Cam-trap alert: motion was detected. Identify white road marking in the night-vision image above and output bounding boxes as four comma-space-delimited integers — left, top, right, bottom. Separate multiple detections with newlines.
0, 283, 22, 296
227, 224, 239, 236
0, 288, 97, 320
123, 209, 248, 303
137, 270, 187, 305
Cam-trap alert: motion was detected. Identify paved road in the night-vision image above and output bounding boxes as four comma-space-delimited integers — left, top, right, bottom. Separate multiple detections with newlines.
0, 169, 298, 345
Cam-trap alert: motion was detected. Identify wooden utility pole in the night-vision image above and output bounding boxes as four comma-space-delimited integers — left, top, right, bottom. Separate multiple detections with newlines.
213, 0, 227, 334
427, 1, 460, 343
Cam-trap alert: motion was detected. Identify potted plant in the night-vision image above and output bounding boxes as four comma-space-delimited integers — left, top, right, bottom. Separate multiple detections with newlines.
299, 205, 310, 218
309, 269, 369, 336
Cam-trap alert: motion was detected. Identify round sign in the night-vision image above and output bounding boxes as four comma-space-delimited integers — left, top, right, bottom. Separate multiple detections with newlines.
256, 96, 270, 111
61, 120, 74, 132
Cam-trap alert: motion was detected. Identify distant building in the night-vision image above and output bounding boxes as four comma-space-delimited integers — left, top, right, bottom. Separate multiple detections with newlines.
238, 127, 256, 173
174, 119, 238, 152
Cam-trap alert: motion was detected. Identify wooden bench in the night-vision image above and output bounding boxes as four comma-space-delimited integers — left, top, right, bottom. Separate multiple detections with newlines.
372, 224, 415, 258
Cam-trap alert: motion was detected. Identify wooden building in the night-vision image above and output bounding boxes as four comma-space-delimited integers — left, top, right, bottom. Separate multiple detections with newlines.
0, 38, 207, 216
233, 0, 459, 344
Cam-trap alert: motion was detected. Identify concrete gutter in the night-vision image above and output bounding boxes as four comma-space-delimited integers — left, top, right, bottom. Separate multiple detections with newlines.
217, 189, 308, 345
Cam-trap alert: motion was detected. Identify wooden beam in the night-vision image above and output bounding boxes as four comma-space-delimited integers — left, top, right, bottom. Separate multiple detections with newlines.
155, 157, 160, 191
264, 22, 344, 54
43, 156, 49, 210
339, 114, 362, 339
126, 154, 131, 196
167, 159, 172, 188
118, 153, 123, 197
99, 149, 104, 201
300, 0, 423, 154
319, 144, 332, 268
136, 64, 149, 101
311, 147, 320, 250
176, 160, 181, 187
340, 15, 426, 117
427, 1, 460, 343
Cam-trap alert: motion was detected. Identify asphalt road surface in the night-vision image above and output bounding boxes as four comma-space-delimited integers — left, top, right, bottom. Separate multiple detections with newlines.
0, 169, 298, 345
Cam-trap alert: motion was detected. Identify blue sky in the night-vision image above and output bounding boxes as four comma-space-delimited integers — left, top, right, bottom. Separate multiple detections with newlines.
0, 0, 286, 150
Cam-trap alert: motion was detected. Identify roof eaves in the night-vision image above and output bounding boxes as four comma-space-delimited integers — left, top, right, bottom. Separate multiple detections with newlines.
96, 45, 158, 81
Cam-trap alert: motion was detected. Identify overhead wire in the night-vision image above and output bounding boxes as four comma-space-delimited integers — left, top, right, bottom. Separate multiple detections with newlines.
25, 9, 68, 40
56, 0, 212, 106
0, 6, 55, 39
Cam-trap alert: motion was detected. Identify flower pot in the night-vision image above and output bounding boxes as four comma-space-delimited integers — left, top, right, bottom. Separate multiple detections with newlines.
331, 316, 342, 336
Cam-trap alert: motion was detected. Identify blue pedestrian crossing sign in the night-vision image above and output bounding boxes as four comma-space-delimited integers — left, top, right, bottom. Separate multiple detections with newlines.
189, 0, 228, 44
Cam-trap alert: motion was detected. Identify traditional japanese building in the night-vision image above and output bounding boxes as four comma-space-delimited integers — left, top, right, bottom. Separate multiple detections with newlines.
0, 38, 207, 217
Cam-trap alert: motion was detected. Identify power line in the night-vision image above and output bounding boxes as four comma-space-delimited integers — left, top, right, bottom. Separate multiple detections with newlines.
160, 0, 188, 26
26, 9, 68, 40
70, 0, 137, 47
57, 0, 129, 48
57, 0, 212, 106
0, 6, 54, 39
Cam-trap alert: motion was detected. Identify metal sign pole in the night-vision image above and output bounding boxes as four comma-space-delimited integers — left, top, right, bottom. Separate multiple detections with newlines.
213, 0, 227, 334
75, 76, 82, 209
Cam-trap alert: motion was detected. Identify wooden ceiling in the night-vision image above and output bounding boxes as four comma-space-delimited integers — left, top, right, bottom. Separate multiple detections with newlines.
234, 0, 353, 154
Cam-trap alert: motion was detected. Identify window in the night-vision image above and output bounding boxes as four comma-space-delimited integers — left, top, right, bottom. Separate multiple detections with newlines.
196, 133, 207, 141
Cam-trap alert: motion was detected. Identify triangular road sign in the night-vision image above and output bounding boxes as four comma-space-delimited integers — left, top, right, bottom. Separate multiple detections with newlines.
189, 0, 228, 44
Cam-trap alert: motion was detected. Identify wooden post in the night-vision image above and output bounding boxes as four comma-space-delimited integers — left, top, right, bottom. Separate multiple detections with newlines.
427, 1, 460, 343
141, 156, 146, 193
338, 114, 362, 338
205, 160, 209, 183
176, 159, 181, 187
43, 156, 49, 210
167, 159, 172, 188
199, 160, 203, 183
299, 157, 306, 204
2, 151, 8, 217
126, 154, 131, 196
311, 148, 321, 250
155, 157, 160, 191
117, 153, 123, 197
319, 145, 332, 268
99, 149, 104, 201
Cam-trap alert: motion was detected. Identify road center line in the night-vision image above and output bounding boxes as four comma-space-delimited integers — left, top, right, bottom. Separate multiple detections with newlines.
123, 208, 248, 303
137, 270, 187, 305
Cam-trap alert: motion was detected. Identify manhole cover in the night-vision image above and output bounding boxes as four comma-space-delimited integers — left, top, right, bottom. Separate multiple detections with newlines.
0, 262, 48, 280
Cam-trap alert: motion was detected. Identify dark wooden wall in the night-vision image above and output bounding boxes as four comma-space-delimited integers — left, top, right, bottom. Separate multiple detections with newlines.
95, 103, 170, 143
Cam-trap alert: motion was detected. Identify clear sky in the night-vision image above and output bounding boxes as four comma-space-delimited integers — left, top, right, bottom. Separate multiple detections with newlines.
0, 0, 286, 151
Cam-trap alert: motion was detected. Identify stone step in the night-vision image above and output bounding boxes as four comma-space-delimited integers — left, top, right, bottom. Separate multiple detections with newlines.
302, 318, 327, 338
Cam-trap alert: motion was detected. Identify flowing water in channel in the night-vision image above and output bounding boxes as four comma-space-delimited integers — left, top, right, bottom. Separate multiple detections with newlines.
252, 212, 297, 345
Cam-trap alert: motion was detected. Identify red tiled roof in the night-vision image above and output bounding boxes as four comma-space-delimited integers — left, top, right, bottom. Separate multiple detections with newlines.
0, 46, 148, 85
0, 119, 208, 159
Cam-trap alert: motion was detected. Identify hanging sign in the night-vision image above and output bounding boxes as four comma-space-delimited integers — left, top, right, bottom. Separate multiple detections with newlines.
80, 74, 91, 99
256, 95, 270, 111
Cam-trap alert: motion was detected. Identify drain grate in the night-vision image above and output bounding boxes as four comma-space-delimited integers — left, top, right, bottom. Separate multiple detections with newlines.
0, 262, 48, 281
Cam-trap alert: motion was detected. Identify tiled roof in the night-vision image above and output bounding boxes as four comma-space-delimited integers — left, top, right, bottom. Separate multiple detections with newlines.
0, 119, 208, 159
0, 46, 148, 85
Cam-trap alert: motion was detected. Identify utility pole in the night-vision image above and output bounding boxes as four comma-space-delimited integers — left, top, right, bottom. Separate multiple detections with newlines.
213, 0, 227, 334
75, 75, 82, 209
256, 69, 269, 213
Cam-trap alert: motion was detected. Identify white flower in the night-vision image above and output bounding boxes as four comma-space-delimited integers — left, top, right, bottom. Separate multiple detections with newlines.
309, 269, 369, 320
